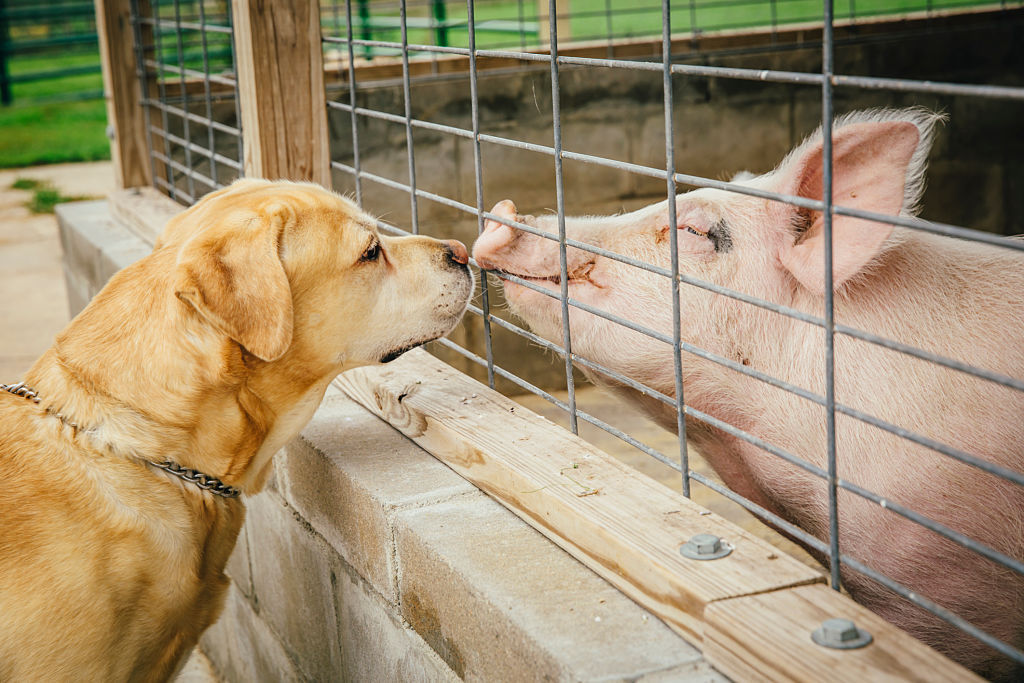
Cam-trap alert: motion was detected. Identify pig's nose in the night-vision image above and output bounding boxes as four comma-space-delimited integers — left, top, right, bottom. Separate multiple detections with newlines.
443, 239, 469, 265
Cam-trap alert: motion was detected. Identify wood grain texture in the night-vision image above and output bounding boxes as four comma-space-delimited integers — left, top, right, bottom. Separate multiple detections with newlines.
335, 349, 823, 642
94, 0, 152, 189
231, 0, 331, 186
703, 584, 983, 682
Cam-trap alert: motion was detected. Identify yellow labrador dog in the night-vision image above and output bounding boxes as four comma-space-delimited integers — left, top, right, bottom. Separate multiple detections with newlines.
0, 179, 473, 681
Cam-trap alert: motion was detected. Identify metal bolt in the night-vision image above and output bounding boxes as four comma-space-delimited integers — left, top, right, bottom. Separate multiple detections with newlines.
679, 533, 732, 560
811, 618, 873, 650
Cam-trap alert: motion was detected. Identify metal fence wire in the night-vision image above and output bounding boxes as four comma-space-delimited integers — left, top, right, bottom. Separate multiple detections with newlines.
129, 0, 242, 206
321, 0, 1024, 675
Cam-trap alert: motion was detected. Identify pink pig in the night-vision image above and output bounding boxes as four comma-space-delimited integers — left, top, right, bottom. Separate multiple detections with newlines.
472, 108, 1024, 679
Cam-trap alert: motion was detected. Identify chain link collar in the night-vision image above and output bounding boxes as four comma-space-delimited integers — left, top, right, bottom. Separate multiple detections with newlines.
2, 381, 241, 500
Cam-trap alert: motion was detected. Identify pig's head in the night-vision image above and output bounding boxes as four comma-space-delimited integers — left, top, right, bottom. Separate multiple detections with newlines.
471, 108, 942, 393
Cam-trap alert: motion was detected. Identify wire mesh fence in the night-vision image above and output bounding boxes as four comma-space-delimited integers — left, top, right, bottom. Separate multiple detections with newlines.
129, 0, 242, 205
323, 0, 1024, 676
119, 0, 1024, 674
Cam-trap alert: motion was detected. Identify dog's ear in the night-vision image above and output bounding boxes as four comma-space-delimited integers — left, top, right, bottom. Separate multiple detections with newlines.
174, 202, 294, 362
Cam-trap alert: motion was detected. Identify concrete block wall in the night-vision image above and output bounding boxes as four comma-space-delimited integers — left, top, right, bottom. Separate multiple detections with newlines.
56, 200, 728, 681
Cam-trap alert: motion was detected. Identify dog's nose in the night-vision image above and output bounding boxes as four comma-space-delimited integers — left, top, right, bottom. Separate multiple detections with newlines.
444, 239, 469, 265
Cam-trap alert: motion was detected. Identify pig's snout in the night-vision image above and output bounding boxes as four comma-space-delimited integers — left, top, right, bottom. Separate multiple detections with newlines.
473, 200, 521, 271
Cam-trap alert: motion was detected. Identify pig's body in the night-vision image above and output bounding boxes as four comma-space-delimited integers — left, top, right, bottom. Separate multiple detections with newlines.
472, 108, 1024, 679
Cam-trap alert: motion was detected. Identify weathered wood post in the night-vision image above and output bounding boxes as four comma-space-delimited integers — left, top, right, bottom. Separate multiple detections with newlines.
231, 0, 331, 187
94, 0, 152, 189
537, 0, 571, 46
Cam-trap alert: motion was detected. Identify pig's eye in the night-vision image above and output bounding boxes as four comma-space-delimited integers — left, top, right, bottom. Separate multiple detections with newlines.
684, 225, 709, 238
360, 239, 381, 262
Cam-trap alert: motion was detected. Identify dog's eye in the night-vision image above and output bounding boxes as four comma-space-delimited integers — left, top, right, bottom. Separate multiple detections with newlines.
360, 240, 381, 262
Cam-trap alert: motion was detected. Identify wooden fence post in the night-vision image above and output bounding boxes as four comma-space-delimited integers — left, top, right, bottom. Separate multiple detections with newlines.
94, 0, 152, 189
537, 0, 571, 46
231, 0, 331, 187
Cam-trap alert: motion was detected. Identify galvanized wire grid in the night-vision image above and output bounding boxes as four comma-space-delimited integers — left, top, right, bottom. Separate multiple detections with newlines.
129, 0, 242, 205
326, 0, 1024, 666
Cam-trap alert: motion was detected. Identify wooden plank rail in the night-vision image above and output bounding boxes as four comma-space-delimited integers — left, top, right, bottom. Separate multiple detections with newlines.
336, 349, 824, 642
704, 585, 982, 682
336, 349, 984, 680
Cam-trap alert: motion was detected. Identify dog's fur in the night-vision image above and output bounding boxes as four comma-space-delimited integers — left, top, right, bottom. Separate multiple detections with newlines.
0, 179, 473, 681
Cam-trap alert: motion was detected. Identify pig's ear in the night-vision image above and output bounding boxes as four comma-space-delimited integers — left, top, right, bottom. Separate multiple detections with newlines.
775, 109, 940, 293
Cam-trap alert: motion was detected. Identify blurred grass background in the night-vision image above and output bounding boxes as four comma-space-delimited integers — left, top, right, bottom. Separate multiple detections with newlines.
0, 0, 1002, 169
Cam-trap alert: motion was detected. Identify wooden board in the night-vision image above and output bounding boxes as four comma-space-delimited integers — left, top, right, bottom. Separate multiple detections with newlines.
335, 349, 824, 642
703, 584, 983, 682
94, 0, 152, 190
323, 6, 1018, 85
231, 0, 331, 186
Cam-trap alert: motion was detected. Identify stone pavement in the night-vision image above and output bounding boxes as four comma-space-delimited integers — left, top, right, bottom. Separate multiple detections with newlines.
0, 162, 117, 381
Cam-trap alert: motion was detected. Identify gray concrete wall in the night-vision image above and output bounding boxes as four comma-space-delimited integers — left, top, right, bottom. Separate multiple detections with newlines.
56, 200, 726, 682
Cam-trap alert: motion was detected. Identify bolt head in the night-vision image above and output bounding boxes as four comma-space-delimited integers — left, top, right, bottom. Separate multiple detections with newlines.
680, 532, 732, 560
691, 533, 722, 555
821, 618, 859, 643
811, 617, 873, 649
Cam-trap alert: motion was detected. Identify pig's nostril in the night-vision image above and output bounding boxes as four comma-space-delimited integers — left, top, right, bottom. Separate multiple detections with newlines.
443, 239, 469, 265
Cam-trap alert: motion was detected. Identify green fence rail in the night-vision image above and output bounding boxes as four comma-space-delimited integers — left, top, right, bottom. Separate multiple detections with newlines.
0, 0, 102, 106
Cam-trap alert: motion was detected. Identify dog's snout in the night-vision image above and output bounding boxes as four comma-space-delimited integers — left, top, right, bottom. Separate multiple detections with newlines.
443, 240, 469, 265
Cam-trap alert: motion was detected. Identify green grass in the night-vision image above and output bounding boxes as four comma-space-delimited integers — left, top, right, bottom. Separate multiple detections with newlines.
0, 99, 110, 168
11, 177, 93, 213
333, 0, 1009, 53
0, 47, 110, 168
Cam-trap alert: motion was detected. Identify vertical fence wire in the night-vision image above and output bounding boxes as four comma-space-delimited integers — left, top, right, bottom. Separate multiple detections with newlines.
661, 0, 689, 498
171, 0, 196, 200
466, 0, 496, 388
345, 0, 362, 204
399, 0, 419, 234
226, 0, 244, 176
547, 0, 578, 435
821, 0, 842, 593
152, 4, 177, 202
197, 0, 218, 187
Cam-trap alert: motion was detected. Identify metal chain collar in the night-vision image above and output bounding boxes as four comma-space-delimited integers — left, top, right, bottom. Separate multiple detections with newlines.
2, 381, 241, 500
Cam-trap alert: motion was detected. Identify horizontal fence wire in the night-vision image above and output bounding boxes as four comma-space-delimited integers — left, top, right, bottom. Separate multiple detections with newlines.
131, 0, 242, 206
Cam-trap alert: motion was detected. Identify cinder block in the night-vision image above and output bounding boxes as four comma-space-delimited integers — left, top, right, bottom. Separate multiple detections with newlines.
56, 200, 150, 294
245, 490, 342, 681
276, 383, 476, 603
98, 240, 151, 284
394, 493, 711, 681
200, 584, 301, 682
333, 561, 460, 682
62, 266, 91, 318
225, 521, 252, 599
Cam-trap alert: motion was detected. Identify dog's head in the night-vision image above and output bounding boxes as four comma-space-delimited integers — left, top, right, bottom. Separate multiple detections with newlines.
157, 179, 473, 370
